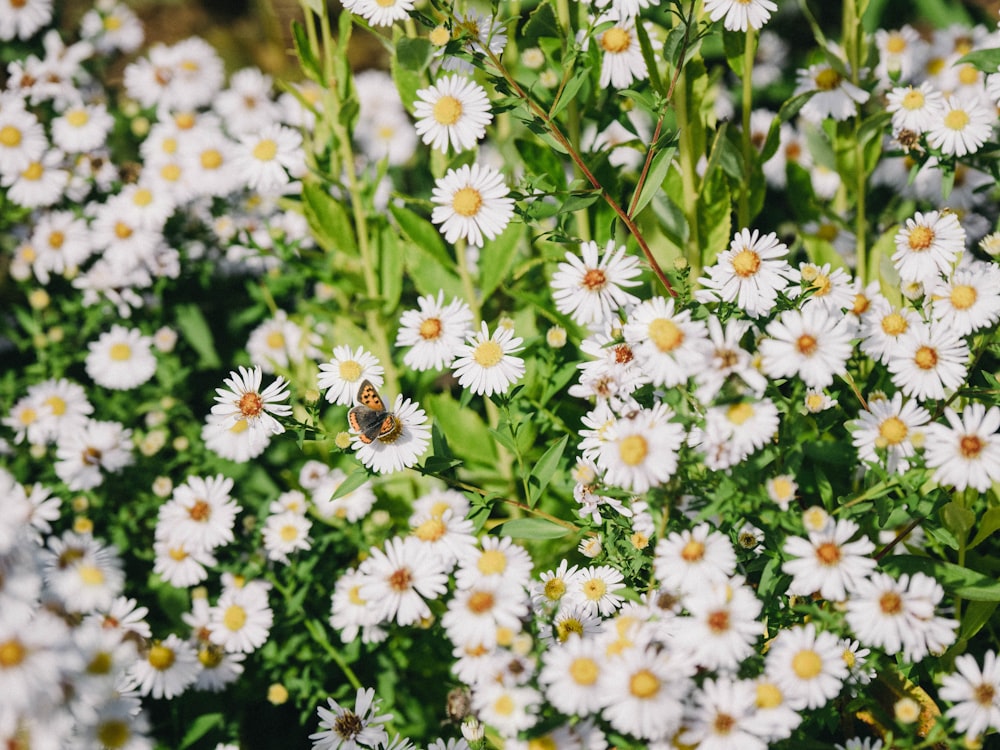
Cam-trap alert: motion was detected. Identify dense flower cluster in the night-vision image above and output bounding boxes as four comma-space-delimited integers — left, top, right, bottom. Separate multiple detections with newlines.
2, 0, 1000, 748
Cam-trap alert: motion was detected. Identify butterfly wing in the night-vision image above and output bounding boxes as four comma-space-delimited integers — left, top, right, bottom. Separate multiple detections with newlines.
348, 405, 382, 443
357, 380, 385, 411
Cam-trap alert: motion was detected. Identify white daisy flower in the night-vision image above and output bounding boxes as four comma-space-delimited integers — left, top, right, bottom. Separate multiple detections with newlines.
886, 82, 945, 134
596, 15, 648, 90
924, 404, 1000, 492
795, 62, 870, 123
696, 228, 798, 317
201, 411, 268, 463
759, 306, 855, 390
413, 75, 493, 153
131, 633, 200, 699
310, 688, 392, 750
346, 0, 414, 26
51, 103, 114, 153
442, 577, 528, 649
30, 209, 92, 283
538, 635, 610, 715
329, 568, 387, 645
454, 535, 534, 591
887, 322, 969, 401
54, 419, 134, 491
874, 25, 923, 84
782, 519, 876, 602
157, 474, 240, 552
358, 535, 449, 626
765, 623, 848, 710
623, 296, 711, 387
927, 94, 994, 157
669, 577, 763, 672
473, 683, 541, 737
1, 149, 69, 208
0, 0, 53, 40
859, 297, 920, 364
211, 365, 291, 453
930, 263, 1000, 336
849, 392, 931, 474
892, 210, 965, 284
213, 67, 281, 136
395, 292, 473, 371
845, 571, 956, 662
85, 325, 158, 390
209, 579, 274, 653
232, 124, 304, 195
262, 510, 312, 564
653, 523, 736, 594
80, 2, 144, 53
431, 163, 514, 248
567, 565, 626, 617
679, 677, 768, 750
938, 651, 1000, 739
602, 645, 690, 741
409, 509, 477, 570
317, 345, 384, 406
451, 321, 525, 397
703, 0, 776, 32
550, 239, 642, 327
152, 537, 215, 588
597, 406, 686, 494
351, 393, 431, 474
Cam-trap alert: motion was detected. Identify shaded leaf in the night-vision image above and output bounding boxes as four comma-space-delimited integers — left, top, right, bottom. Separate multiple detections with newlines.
494, 517, 571, 539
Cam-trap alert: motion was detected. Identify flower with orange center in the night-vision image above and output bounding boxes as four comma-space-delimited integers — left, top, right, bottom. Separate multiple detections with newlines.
924, 403, 1000, 492
783, 518, 876, 602
211, 365, 291, 453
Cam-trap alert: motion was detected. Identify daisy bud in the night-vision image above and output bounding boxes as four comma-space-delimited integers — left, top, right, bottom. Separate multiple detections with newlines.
429, 25, 450, 45
28, 289, 49, 309
579, 535, 602, 558
268, 683, 289, 705
461, 717, 485, 743
72, 496, 89, 512
172, 436, 190, 452
546, 326, 567, 349
803, 506, 832, 533
539, 69, 559, 88
152, 476, 173, 497
521, 47, 544, 69
334, 432, 352, 449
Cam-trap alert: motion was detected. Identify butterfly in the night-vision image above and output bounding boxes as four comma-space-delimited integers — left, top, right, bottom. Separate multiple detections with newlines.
347, 380, 397, 444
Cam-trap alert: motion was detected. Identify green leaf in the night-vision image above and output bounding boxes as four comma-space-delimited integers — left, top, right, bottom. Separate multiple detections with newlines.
479, 221, 522, 300
174, 304, 221, 369
494, 517, 571, 540
960, 600, 999, 641
397, 36, 432, 71
379, 226, 404, 314
331, 468, 372, 499
551, 70, 591, 119
291, 20, 322, 82
630, 146, 675, 220
426, 394, 497, 466
957, 47, 1000, 74
634, 19, 664, 95
696, 167, 731, 270
760, 91, 816, 164
722, 28, 751, 79
302, 179, 358, 255
881, 555, 1000, 602
515, 137, 566, 191
179, 713, 224, 750
527, 434, 568, 507
941, 501, 976, 538
390, 203, 452, 268
488, 426, 518, 453
969, 506, 1000, 550
913, 0, 972, 27
522, 1, 559, 42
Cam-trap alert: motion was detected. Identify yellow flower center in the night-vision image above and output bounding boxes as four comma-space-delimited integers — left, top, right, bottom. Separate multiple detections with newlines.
0, 639, 26, 667
901, 90, 925, 110
133, 188, 153, 206
433, 95, 463, 125
338, 360, 362, 381
493, 694, 515, 716
46, 395, 67, 416
429, 25, 450, 45
21, 161, 43, 180
223, 604, 247, 631
648, 318, 683, 352
814, 68, 842, 91
110, 342, 132, 362
201, 149, 224, 169
477, 549, 507, 575
756, 681, 784, 708
792, 649, 823, 679
797, 334, 818, 356
944, 108, 970, 131
160, 163, 181, 182
452, 187, 482, 217
528, 738, 557, 750
681, 539, 705, 562
731, 248, 761, 277
148, 644, 175, 670
950, 284, 976, 310
727, 402, 755, 426
618, 434, 648, 466
880, 591, 902, 614
600, 27, 631, 54
48, 231, 65, 249
582, 578, 607, 601
115, 221, 133, 239
543, 578, 566, 600
468, 590, 494, 614
414, 517, 446, 541
78, 564, 105, 585
914, 345, 938, 370
569, 656, 599, 686
473, 340, 504, 367
958, 65, 979, 86
279, 524, 298, 542
67, 109, 90, 127
815, 541, 842, 566
629, 669, 660, 698
0, 125, 23, 147
878, 416, 908, 446
96, 720, 131, 749
266, 330, 285, 349
253, 139, 278, 161
419, 317, 442, 340
104, 15, 123, 31
881, 312, 908, 336
886, 34, 907, 54
18, 407, 37, 425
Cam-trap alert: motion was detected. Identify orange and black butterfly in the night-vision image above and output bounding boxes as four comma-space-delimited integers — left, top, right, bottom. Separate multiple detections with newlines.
347, 380, 396, 443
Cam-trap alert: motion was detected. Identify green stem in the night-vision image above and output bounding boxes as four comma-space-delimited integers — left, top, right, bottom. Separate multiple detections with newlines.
738, 29, 756, 229
483, 49, 675, 296
674, 67, 702, 280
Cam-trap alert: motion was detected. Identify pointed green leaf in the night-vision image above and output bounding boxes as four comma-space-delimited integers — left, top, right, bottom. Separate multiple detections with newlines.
331, 469, 372, 500
494, 517, 571, 540
174, 304, 221, 369
881, 555, 1000, 602
969, 507, 1000, 550
303, 179, 357, 255
527, 434, 568, 507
